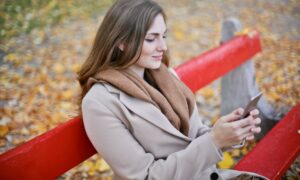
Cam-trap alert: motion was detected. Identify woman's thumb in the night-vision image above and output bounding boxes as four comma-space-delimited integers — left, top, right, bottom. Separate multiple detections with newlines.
233, 108, 244, 116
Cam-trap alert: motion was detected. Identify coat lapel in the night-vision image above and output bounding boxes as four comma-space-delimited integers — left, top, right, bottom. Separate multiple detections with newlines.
103, 83, 191, 141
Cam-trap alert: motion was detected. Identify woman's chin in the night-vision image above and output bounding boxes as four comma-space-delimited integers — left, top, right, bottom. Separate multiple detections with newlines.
149, 63, 162, 69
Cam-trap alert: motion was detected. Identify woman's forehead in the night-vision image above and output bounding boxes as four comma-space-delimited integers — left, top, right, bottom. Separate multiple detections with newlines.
146, 14, 167, 34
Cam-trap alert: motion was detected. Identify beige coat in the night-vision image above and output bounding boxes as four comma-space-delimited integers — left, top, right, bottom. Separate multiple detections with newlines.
82, 82, 267, 180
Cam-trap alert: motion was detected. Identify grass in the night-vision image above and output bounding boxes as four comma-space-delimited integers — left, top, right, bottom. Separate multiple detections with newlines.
0, 0, 114, 43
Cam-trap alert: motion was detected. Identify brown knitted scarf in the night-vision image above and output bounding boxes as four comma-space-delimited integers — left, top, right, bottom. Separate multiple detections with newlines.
87, 64, 195, 136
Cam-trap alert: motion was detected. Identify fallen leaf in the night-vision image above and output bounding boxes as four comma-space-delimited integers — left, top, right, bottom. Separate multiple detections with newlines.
231, 149, 241, 157
72, 63, 81, 73
199, 87, 214, 99
52, 63, 65, 74
0, 138, 6, 147
0, 125, 9, 137
218, 152, 234, 169
96, 159, 110, 172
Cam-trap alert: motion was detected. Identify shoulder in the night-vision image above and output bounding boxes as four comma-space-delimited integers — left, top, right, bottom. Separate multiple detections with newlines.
82, 83, 120, 108
81, 82, 133, 132
83, 83, 107, 102
85, 83, 106, 97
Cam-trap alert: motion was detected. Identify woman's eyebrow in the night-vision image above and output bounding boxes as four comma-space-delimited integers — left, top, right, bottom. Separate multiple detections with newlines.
146, 29, 168, 36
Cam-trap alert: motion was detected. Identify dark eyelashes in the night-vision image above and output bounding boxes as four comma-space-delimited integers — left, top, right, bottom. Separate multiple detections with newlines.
145, 39, 155, 42
145, 35, 167, 42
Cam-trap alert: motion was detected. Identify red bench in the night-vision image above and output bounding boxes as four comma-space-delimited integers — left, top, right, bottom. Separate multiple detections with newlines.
234, 103, 300, 179
1, 32, 299, 180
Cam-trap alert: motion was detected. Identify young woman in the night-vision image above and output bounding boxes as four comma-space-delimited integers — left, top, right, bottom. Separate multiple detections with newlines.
78, 0, 267, 179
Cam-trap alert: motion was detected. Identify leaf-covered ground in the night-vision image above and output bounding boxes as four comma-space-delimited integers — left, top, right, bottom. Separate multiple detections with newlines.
0, 0, 299, 179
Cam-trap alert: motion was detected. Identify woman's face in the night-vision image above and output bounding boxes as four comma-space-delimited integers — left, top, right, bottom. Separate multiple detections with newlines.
132, 14, 167, 72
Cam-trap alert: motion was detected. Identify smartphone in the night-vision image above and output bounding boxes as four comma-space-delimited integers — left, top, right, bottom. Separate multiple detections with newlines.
232, 92, 263, 148
240, 92, 263, 119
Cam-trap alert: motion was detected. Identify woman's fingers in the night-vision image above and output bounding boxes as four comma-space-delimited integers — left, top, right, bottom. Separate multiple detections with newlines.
219, 108, 244, 123
234, 108, 244, 116
240, 118, 261, 133
245, 135, 255, 141
250, 126, 261, 133
218, 108, 260, 124
254, 117, 261, 125
232, 115, 261, 129
212, 108, 262, 149
231, 118, 261, 142
250, 109, 259, 116
232, 115, 253, 128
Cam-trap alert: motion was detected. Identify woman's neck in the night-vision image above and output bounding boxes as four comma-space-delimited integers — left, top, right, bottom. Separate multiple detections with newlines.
127, 65, 145, 78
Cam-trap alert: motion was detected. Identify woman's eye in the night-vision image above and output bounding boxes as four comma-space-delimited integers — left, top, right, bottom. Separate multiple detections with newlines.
163, 35, 167, 39
145, 39, 155, 42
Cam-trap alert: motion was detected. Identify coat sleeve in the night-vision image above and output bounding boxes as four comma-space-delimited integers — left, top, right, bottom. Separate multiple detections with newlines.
189, 104, 213, 137
82, 94, 223, 180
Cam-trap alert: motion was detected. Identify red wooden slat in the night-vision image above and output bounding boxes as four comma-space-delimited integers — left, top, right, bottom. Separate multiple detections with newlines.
0, 117, 96, 180
234, 104, 300, 180
175, 31, 261, 93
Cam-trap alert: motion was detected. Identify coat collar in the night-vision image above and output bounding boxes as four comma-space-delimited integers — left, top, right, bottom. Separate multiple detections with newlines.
103, 83, 191, 141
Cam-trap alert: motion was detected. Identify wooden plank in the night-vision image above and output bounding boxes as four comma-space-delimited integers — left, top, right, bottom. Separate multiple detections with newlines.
175, 31, 261, 93
234, 103, 300, 180
0, 117, 96, 180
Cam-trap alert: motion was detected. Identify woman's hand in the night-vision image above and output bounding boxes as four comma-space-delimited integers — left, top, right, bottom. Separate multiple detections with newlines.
210, 108, 261, 150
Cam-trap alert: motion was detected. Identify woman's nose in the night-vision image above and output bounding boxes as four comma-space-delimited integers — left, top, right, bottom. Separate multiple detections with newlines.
157, 38, 167, 51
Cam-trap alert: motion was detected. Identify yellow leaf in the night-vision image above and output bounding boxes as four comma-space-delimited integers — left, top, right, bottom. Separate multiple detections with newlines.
105, 176, 112, 180
30, 122, 47, 134
38, 86, 47, 96
52, 63, 65, 74
51, 113, 64, 124
4, 53, 21, 65
4, 53, 17, 62
71, 63, 81, 73
12, 138, 25, 146
211, 115, 219, 125
61, 90, 73, 100
231, 149, 241, 157
82, 161, 96, 176
174, 29, 185, 40
235, 28, 250, 36
24, 54, 33, 62
60, 101, 73, 110
268, 92, 280, 102
0, 138, 6, 146
199, 87, 214, 99
96, 159, 111, 172
241, 146, 249, 155
0, 125, 9, 137
38, 73, 48, 82
218, 152, 234, 169
20, 127, 30, 135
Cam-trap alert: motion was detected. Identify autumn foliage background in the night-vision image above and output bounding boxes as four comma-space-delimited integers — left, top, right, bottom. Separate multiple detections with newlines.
0, 0, 299, 179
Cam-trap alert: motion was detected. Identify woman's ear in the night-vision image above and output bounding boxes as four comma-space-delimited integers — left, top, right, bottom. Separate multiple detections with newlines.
118, 43, 124, 51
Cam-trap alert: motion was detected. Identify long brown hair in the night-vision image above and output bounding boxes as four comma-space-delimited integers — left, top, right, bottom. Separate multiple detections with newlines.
78, 0, 170, 104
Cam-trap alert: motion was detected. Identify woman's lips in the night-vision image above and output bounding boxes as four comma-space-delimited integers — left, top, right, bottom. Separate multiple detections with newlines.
152, 55, 163, 61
